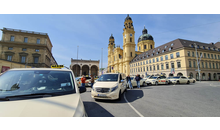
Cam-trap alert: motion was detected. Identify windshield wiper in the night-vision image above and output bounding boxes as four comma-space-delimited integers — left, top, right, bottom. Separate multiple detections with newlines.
5, 92, 56, 99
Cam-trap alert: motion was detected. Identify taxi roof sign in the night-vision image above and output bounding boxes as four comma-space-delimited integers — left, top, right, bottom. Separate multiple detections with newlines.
51, 65, 64, 68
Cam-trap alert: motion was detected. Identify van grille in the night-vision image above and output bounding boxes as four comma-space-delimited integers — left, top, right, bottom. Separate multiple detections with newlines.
96, 88, 110, 93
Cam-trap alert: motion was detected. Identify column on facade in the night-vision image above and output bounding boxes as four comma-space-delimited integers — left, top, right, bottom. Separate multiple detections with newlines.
89, 67, 91, 75
80, 68, 82, 76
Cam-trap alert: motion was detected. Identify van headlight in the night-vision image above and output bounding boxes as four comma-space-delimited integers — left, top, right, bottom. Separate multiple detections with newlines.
111, 86, 118, 92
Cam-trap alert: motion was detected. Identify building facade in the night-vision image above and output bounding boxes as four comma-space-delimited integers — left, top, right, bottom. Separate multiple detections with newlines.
130, 39, 220, 81
107, 15, 220, 81
0, 28, 57, 73
70, 58, 99, 77
107, 15, 153, 75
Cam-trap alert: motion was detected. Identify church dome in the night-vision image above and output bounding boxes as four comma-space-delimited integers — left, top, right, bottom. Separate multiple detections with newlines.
125, 14, 132, 21
109, 34, 114, 39
138, 26, 153, 42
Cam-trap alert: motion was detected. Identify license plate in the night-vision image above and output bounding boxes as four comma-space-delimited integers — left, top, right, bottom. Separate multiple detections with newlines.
97, 94, 106, 97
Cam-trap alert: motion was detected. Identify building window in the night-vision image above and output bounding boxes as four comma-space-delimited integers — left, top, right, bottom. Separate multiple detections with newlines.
192, 52, 195, 57
166, 64, 169, 69
143, 66, 145, 71
158, 48, 160, 51
215, 55, 216, 59
130, 38, 132, 42
150, 45, 152, 49
147, 66, 148, 71
187, 51, 190, 56
130, 33, 132, 37
165, 55, 168, 60
162, 50, 164, 53
10, 36, 15, 41
149, 60, 151, 63
169, 48, 172, 51
153, 66, 155, 71
193, 61, 196, 68
208, 54, 210, 58
216, 63, 218, 69
177, 62, 181, 68
170, 54, 173, 59
171, 43, 174, 46
34, 57, 39, 63
144, 45, 146, 49
189, 61, 191, 68
138, 63, 139, 66
139, 46, 140, 51
165, 46, 167, 48
211, 54, 213, 59
171, 63, 174, 68
37, 38, 40, 44
203, 46, 206, 49
191, 44, 194, 48
130, 52, 132, 57
161, 56, 163, 61
204, 53, 206, 58
161, 64, 164, 70
197, 45, 200, 49
176, 52, 180, 58
8, 47, 13, 50
151, 54, 154, 56
157, 65, 159, 70
21, 56, 26, 63
146, 60, 148, 64
24, 37, 28, 43
200, 53, 202, 58
7, 55, 12, 61
35, 49, 39, 52
209, 62, 211, 69
153, 59, 155, 63
206, 62, 208, 68
202, 62, 204, 68
218, 55, 220, 60
150, 66, 152, 71
208, 47, 210, 50
156, 57, 159, 62
22, 48, 27, 51
213, 63, 215, 69
124, 34, 126, 38
141, 62, 142, 65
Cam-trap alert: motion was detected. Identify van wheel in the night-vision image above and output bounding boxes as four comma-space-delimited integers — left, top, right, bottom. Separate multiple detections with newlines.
187, 81, 190, 84
193, 80, 195, 83
155, 82, 158, 86
165, 81, 168, 85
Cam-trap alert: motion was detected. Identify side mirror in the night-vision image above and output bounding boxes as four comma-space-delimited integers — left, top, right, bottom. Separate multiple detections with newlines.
120, 79, 124, 83
79, 87, 86, 93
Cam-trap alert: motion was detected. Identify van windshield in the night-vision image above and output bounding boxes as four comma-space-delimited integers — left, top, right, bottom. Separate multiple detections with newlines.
97, 74, 118, 82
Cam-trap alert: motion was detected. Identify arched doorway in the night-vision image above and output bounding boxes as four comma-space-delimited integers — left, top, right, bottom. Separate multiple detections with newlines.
196, 73, 199, 81
82, 65, 89, 76
208, 73, 211, 80
72, 64, 80, 77
213, 73, 217, 80
91, 65, 98, 76
177, 72, 183, 76
202, 73, 206, 80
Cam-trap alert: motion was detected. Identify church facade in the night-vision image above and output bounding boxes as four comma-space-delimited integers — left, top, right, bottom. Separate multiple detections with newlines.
107, 15, 155, 75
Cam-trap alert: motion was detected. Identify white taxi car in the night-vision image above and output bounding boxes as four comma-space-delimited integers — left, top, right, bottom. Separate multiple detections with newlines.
146, 76, 169, 85
91, 73, 127, 100
0, 68, 87, 117
169, 76, 190, 84
188, 77, 196, 83
75, 76, 91, 87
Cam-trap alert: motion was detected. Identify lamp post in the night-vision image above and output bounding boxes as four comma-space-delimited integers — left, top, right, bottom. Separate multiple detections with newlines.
76, 46, 79, 77
194, 43, 201, 82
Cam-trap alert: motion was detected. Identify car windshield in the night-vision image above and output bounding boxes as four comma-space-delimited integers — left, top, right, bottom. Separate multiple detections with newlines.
149, 77, 158, 79
146, 75, 151, 78
167, 77, 172, 79
75, 77, 81, 80
97, 74, 118, 82
172, 76, 180, 79
0, 70, 75, 98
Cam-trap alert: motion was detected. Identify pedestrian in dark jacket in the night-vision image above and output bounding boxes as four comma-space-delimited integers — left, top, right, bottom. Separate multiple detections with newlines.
126, 75, 133, 89
135, 74, 142, 89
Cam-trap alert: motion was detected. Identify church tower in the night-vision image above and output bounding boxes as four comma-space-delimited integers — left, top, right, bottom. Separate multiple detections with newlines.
108, 34, 115, 72
122, 14, 135, 75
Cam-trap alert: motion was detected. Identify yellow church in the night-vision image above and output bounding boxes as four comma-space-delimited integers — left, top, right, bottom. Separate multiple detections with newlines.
107, 14, 155, 75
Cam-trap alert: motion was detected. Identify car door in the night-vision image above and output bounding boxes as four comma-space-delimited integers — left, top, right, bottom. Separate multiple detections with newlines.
131, 77, 137, 86
119, 74, 125, 92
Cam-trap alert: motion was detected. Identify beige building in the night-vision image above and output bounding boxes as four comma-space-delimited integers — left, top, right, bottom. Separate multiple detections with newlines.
0, 27, 57, 73
70, 58, 99, 77
130, 39, 220, 81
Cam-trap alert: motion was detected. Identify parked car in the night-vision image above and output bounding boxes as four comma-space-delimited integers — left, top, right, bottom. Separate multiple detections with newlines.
188, 77, 196, 83
169, 76, 190, 84
167, 76, 173, 84
0, 68, 87, 117
75, 76, 91, 87
146, 76, 169, 85
91, 73, 127, 100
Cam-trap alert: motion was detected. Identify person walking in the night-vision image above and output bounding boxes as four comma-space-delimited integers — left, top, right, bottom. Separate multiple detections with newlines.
126, 75, 133, 89
90, 74, 94, 89
81, 75, 86, 88
135, 74, 142, 89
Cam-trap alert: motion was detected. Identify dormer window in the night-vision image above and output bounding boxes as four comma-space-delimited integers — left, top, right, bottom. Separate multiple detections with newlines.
218, 49, 220, 51
203, 46, 205, 49
197, 45, 200, 49
162, 50, 164, 53
171, 43, 174, 46
165, 46, 167, 49
213, 48, 215, 51
169, 47, 172, 51
208, 47, 210, 50
158, 48, 160, 51
151, 53, 154, 56
153, 50, 155, 53
156, 52, 159, 54
191, 44, 194, 48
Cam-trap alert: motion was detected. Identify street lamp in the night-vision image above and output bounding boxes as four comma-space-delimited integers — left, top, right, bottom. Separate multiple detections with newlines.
194, 43, 201, 82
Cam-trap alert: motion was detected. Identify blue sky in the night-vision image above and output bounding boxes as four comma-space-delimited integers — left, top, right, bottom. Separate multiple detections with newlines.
1, 14, 220, 68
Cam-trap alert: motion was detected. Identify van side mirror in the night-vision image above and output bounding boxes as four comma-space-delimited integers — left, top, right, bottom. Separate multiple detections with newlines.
79, 87, 86, 93
120, 79, 124, 83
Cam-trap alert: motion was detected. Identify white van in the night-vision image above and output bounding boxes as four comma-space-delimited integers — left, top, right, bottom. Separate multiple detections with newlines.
91, 73, 127, 100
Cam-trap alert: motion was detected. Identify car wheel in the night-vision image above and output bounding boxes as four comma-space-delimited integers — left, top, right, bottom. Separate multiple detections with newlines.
155, 82, 158, 86
187, 80, 190, 84
165, 81, 168, 85
193, 80, 195, 83
177, 81, 180, 84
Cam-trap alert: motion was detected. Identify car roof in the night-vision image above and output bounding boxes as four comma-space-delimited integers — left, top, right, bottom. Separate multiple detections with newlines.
7, 68, 72, 72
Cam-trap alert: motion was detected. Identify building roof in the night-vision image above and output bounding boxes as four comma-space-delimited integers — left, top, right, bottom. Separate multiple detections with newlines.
1, 27, 47, 36
138, 26, 153, 42
130, 38, 220, 63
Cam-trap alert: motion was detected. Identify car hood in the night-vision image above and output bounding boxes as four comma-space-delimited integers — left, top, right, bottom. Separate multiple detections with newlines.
0, 93, 85, 117
93, 82, 118, 88
147, 79, 157, 81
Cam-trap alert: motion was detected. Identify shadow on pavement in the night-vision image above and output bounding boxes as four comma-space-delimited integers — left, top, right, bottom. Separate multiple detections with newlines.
83, 101, 114, 117
125, 89, 144, 103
